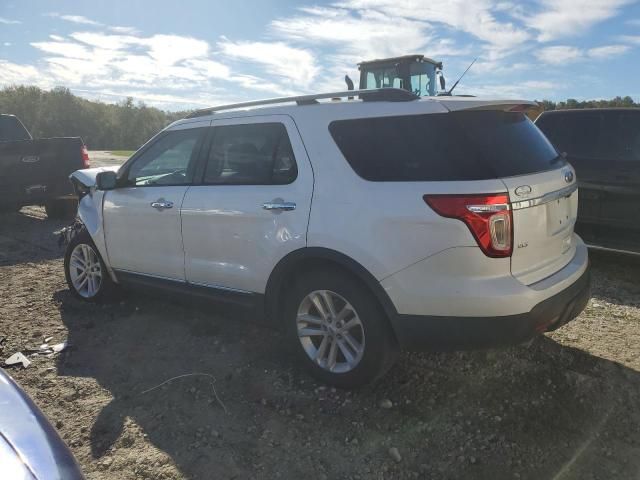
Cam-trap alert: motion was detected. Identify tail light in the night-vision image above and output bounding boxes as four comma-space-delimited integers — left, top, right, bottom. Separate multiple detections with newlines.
81, 145, 90, 168
424, 194, 513, 258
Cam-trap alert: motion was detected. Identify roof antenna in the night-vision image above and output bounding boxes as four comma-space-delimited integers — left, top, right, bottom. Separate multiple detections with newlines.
441, 57, 477, 96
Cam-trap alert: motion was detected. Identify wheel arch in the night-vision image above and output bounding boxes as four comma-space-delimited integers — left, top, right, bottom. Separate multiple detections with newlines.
264, 247, 399, 328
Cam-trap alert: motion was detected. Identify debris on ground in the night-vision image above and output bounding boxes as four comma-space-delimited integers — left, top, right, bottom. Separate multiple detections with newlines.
5, 352, 32, 368
35, 340, 69, 356
51, 341, 69, 353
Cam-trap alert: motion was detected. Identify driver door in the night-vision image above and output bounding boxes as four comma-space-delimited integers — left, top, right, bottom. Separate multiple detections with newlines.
103, 122, 208, 280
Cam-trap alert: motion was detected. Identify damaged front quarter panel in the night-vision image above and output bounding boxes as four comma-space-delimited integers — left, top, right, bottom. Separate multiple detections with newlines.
56, 219, 84, 247
69, 166, 119, 198
61, 166, 119, 283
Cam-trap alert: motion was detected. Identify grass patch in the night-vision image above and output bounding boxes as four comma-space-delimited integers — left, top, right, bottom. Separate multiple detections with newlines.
108, 150, 135, 157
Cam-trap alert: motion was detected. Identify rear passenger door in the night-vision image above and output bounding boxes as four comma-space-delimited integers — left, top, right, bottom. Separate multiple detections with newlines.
181, 115, 313, 293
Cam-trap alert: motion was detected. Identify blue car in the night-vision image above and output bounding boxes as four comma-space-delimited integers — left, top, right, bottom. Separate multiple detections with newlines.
0, 368, 84, 479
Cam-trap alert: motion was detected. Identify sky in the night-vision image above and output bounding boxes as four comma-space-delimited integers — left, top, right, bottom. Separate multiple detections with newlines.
1, 0, 640, 111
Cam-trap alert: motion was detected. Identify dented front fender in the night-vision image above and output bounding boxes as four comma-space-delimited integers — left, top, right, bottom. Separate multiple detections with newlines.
75, 186, 118, 283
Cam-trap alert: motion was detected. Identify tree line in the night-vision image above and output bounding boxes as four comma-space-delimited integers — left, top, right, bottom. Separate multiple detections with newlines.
537, 96, 638, 111
523, 96, 638, 121
0, 85, 187, 150
1, 85, 638, 149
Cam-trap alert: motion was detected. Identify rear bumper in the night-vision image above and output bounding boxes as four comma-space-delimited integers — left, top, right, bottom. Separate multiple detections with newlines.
390, 260, 591, 351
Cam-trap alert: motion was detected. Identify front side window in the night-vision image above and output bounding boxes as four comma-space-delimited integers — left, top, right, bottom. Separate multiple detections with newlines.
203, 123, 297, 185
127, 128, 203, 186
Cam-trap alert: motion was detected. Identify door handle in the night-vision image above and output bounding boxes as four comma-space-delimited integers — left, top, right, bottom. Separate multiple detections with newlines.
151, 200, 174, 210
262, 201, 296, 211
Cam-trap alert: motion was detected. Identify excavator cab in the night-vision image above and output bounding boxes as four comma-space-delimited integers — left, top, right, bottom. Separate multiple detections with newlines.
357, 55, 444, 97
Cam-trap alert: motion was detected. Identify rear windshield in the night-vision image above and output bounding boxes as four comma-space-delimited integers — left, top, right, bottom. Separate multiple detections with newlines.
0, 116, 31, 142
329, 111, 560, 181
536, 110, 640, 162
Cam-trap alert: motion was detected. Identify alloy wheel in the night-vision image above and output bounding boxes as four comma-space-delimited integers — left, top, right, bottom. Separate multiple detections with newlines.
69, 243, 103, 298
296, 290, 365, 373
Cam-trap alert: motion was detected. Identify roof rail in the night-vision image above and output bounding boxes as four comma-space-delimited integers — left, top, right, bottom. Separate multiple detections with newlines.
185, 88, 418, 118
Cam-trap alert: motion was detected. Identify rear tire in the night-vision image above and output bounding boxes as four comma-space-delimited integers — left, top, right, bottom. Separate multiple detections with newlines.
284, 268, 398, 388
64, 228, 114, 302
45, 199, 77, 219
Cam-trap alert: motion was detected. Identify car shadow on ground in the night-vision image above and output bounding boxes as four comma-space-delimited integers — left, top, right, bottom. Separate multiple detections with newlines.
53, 284, 640, 480
0, 207, 70, 267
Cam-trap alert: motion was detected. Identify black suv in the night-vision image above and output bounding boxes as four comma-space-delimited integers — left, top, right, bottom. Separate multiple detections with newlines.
536, 108, 640, 255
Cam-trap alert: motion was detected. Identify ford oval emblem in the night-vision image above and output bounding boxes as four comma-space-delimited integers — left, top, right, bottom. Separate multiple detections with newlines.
514, 185, 532, 197
564, 170, 574, 183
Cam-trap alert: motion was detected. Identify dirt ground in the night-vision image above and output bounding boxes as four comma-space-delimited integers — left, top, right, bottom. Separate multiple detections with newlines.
1, 206, 639, 480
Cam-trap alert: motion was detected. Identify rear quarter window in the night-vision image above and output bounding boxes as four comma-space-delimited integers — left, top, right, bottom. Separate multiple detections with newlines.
329, 111, 560, 182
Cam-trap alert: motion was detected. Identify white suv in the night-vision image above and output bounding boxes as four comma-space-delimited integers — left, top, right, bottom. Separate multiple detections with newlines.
64, 89, 591, 387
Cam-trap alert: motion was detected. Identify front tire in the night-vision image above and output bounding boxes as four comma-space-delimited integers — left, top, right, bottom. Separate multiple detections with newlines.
64, 228, 114, 302
285, 268, 398, 388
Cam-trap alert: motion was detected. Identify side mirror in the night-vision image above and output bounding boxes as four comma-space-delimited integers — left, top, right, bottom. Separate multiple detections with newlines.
439, 74, 446, 91
96, 171, 117, 190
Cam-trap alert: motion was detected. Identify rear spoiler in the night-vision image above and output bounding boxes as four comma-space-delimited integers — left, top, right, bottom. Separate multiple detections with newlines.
434, 98, 539, 113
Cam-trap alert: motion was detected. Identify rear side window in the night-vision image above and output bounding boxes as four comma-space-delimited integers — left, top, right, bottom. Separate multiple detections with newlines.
0, 116, 31, 142
203, 123, 297, 185
329, 111, 560, 181
537, 111, 640, 161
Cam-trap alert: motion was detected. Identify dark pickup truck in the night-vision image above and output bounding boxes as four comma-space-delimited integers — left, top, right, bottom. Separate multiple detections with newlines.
0, 114, 89, 218
536, 108, 640, 255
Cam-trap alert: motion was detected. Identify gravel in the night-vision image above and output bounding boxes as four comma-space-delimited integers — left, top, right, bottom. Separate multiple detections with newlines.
1, 206, 639, 480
